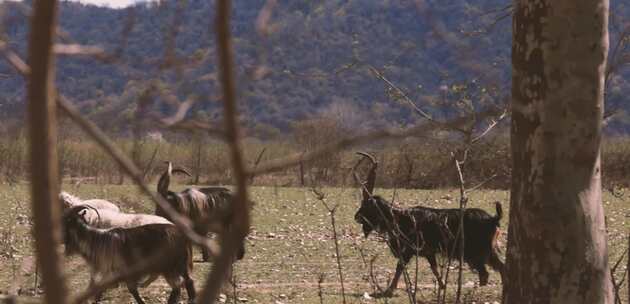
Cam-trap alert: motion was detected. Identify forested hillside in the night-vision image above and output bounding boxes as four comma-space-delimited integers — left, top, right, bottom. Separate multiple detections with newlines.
1, 0, 628, 135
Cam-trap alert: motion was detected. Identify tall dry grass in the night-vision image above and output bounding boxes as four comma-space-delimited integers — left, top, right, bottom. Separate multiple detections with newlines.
0, 131, 628, 188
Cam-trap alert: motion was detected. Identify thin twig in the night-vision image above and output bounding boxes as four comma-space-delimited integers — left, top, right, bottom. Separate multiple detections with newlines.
470, 109, 508, 144
453, 153, 468, 304
357, 247, 384, 295
197, 1, 252, 303
311, 189, 347, 304
465, 174, 498, 194
249, 147, 267, 184
317, 273, 326, 304
367, 65, 435, 123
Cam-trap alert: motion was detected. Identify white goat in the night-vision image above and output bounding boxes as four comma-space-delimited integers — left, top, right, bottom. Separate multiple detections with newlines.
59, 191, 172, 228
80, 209, 173, 229
59, 191, 120, 212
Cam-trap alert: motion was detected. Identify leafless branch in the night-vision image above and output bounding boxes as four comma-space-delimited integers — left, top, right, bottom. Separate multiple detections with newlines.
141, 143, 161, 180
317, 273, 326, 304
250, 109, 500, 177
25, 0, 67, 303
197, 1, 252, 303
311, 189, 347, 304
603, 110, 622, 127
53, 43, 106, 57
255, 0, 277, 36
357, 247, 385, 296
471, 109, 508, 144
465, 173, 498, 193
0, 41, 30, 75
159, 95, 201, 126
367, 65, 435, 123
453, 153, 467, 304
249, 147, 267, 184
159, 118, 228, 140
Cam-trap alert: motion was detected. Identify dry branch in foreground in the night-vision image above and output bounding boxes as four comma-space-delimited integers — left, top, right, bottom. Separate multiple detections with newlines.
25, 0, 67, 303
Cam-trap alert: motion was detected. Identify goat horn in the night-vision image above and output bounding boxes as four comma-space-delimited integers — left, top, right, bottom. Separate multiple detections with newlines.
351, 155, 367, 198
172, 166, 193, 178
157, 161, 173, 197
356, 152, 378, 199
74, 205, 101, 223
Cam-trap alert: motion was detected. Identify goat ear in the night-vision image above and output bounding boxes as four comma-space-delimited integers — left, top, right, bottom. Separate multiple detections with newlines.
78, 209, 87, 217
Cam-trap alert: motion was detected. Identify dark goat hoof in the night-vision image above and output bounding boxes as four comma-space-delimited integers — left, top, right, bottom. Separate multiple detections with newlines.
479, 276, 489, 286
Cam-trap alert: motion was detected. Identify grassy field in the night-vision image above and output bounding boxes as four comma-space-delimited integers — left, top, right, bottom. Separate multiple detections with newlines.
0, 184, 627, 303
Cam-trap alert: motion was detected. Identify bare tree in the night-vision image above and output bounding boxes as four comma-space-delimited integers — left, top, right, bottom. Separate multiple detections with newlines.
504, 0, 613, 302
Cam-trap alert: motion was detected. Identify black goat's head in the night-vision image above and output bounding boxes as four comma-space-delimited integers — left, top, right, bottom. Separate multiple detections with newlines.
353, 152, 381, 237
352, 152, 377, 201
355, 197, 386, 238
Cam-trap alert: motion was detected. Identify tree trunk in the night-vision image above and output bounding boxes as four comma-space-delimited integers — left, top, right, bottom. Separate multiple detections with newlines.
504, 0, 612, 303
26, 0, 67, 302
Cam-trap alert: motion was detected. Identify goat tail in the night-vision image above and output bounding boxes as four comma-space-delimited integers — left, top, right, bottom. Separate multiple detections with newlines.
494, 202, 503, 225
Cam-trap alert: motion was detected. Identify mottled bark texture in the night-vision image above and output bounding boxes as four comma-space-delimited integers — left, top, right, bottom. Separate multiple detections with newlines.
26, 0, 67, 303
504, 0, 612, 303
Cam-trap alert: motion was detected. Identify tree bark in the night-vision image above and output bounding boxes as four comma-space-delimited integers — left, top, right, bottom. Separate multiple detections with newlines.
26, 0, 67, 302
504, 0, 612, 303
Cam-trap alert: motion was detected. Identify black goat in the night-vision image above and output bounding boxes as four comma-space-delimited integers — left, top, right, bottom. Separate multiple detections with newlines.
353, 152, 504, 297
156, 162, 245, 261
62, 205, 195, 304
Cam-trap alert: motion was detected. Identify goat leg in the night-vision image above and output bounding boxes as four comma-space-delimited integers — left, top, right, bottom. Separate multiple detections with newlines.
165, 275, 184, 304
373, 260, 406, 298
427, 255, 446, 288
476, 264, 490, 286
488, 250, 506, 285
126, 281, 146, 304
167, 287, 182, 304
88, 273, 103, 303
183, 274, 196, 303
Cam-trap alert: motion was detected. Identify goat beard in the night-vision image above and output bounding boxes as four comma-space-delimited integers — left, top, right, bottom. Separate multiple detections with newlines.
362, 224, 373, 238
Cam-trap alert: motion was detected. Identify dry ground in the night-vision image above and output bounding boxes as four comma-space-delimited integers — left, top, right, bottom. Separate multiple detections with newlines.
0, 184, 627, 303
